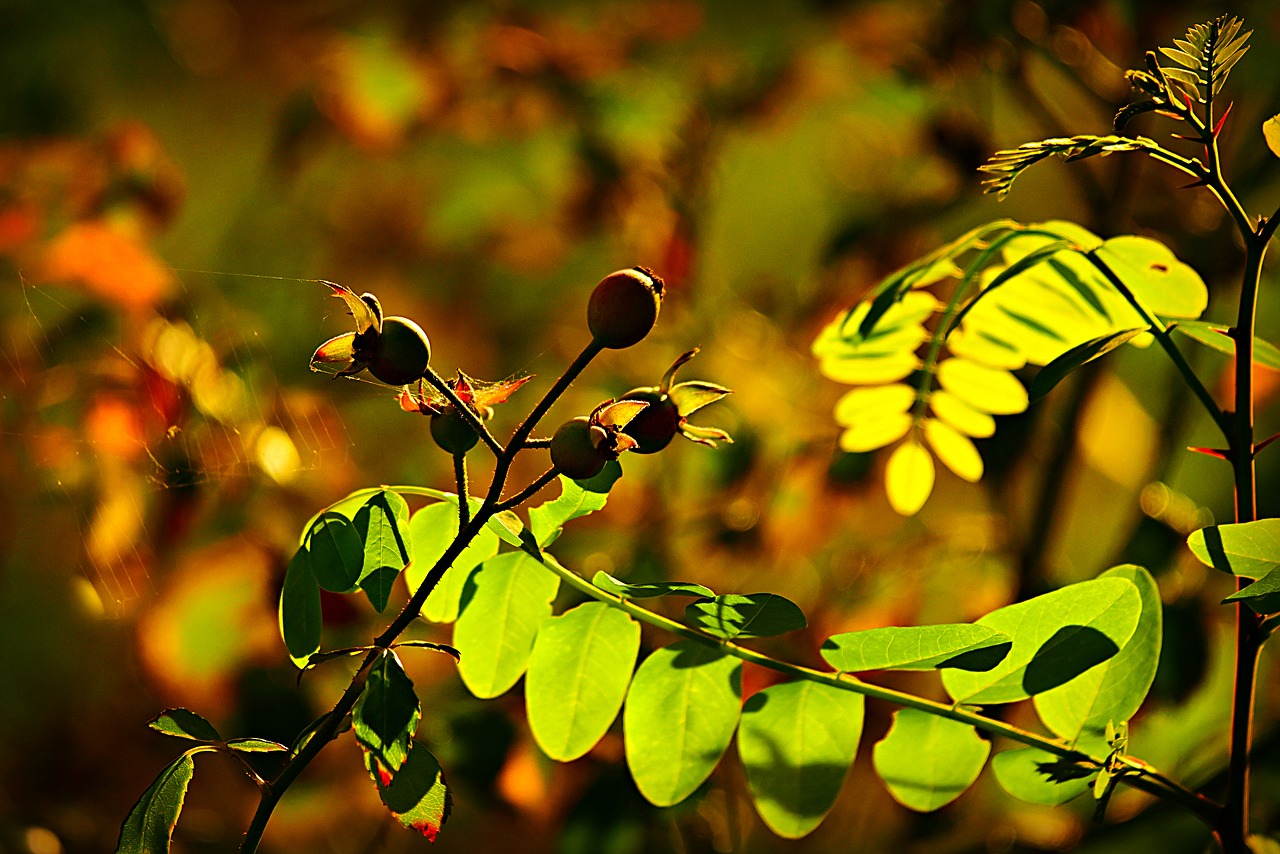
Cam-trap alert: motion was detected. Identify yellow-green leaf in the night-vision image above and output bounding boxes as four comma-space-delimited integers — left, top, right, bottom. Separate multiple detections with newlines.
929, 390, 996, 438
936, 359, 1028, 415
923, 419, 983, 482
1265, 114, 1280, 158
885, 440, 934, 516
839, 412, 913, 453
833, 384, 916, 424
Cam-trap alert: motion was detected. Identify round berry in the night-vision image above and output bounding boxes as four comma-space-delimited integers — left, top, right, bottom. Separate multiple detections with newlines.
620, 388, 681, 454
368, 316, 431, 385
430, 410, 479, 455
587, 267, 664, 349
550, 417, 610, 480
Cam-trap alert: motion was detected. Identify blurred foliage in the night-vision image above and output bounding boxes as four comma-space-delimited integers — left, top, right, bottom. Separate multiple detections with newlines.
2, 0, 1280, 851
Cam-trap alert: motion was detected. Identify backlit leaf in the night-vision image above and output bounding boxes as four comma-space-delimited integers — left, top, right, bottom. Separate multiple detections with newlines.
833, 384, 916, 423
1187, 519, 1280, 579
353, 491, 412, 604
1266, 114, 1280, 159
991, 743, 1101, 805
305, 512, 363, 594
1171, 320, 1280, 371
885, 440, 934, 516
684, 593, 806, 640
929, 390, 996, 437
1223, 567, 1280, 613
738, 681, 864, 838
526, 603, 641, 761
941, 577, 1141, 705
1094, 236, 1207, 319
353, 651, 420, 773
1034, 565, 1162, 739
821, 624, 1012, 672
936, 359, 1028, 415
529, 467, 617, 548
225, 738, 288, 753
116, 747, 215, 854
592, 572, 714, 599
624, 641, 742, 806
362, 740, 451, 842
148, 709, 221, 743
1029, 329, 1147, 403
872, 710, 989, 812
923, 419, 983, 482
454, 553, 559, 698
406, 501, 499, 623
279, 548, 322, 667
839, 412, 914, 454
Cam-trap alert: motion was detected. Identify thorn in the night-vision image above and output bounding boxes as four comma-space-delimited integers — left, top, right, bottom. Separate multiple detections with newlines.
1188, 446, 1231, 461
1257, 432, 1280, 455
1170, 133, 1197, 141
1179, 178, 1209, 189
1213, 102, 1234, 138
1183, 93, 1196, 113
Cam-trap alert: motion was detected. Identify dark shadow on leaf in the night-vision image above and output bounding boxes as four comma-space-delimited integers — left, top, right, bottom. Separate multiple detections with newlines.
1022, 625, 1119, 696
938, 641, 1012, 672
1202, 525, 1231, 574
1034, 756, 1095, 784
739, 731, 852, 823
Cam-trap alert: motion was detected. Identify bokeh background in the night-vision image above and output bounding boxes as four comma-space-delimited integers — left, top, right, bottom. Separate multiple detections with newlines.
3, 1, 1280, 852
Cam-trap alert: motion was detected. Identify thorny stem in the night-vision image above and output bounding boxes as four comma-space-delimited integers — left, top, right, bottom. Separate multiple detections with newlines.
536, 553, 1222, 827
495, 467, 560, 514
453, 453, 470, 530
241, 340, 605, 852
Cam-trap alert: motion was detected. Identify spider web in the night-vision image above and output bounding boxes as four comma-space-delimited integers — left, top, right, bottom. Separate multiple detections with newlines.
4, 267, 395, 613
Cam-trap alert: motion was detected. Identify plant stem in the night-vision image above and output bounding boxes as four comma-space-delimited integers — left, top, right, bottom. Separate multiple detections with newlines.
535, 553, 1221, 826
1221, 229, 1267, 853
495, 467, 560, 513
242, 339, 607, 851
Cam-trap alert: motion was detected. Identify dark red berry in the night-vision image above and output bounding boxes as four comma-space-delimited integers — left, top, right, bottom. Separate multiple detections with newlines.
367, 316, 431, 386
550, 417, 610, 480
430, 410, 479, 455
620, 388, 680, 454
587, 267, 664, 349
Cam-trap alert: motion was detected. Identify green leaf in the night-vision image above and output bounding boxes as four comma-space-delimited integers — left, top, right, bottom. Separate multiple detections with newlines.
305, 512, 363, 594
225, 738, 288, 753
279, 548, 322, 668
353, 651, 420, 773
1171, 320, 1280, 371
624, 641, 742, 806
362, 740, 451, 842
684, 593, 806, 640
487, 509, 543, 561
1029, 329, 1147, 403
820, 624, 1012, 672
738, 681, 864, 838
872, 709, 990, 812
1223, 567, 1280, 613
592, 571, 714, 599
454, 553, 559, 698
406, 501, 498, 623
353, 491, 412, 598
360, 567, 400, 613
991, 741, 1103, 805
526, 603, 641, 761
1034, 565, 1162, 739
393, 640, 461, 661
1187, 519, 1280, 579
1266, 114, 1280, 159
529, 470, 615, 548
922, 418, 983, 482
669, 381, 731, 418
147, 709, 221, 743
115, 747, 215, 854
941, 577, 1142, 705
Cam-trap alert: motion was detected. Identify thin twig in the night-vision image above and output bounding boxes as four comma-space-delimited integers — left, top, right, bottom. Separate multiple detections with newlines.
495, 467, 560, 513
422, 367, 504, 456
